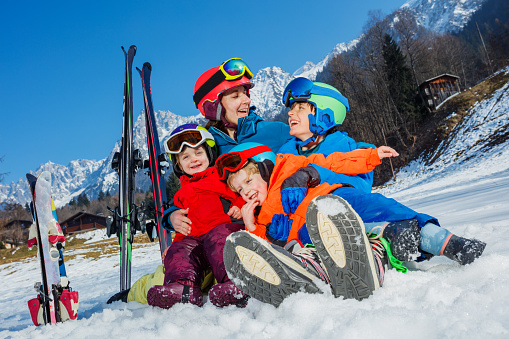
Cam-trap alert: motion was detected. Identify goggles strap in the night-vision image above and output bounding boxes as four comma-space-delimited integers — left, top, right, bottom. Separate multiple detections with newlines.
193, 70, 225, 107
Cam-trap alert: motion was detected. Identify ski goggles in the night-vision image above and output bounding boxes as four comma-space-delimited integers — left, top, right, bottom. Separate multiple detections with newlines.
215, 145, 271, 180
282, 77, 349, 110
193, 58, 254, 107
163, 128, 214, 155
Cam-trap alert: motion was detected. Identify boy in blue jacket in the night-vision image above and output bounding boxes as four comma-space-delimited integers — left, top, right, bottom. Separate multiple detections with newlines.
276, 77, 485, 265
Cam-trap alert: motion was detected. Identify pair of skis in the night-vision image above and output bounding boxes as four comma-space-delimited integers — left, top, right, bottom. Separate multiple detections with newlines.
108, 45, 171, 295
26, 172, 79, 326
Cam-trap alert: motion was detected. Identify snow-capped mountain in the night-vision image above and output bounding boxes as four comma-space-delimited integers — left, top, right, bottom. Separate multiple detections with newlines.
0, 0, 490, 207
401, 0, 487, 34
0, 110, 202, 208
250, 67, 293, 120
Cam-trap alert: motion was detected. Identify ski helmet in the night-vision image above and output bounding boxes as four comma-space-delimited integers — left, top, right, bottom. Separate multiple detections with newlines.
163, 123, 217, 177
193, 58, 254, 121
216, 142, 276, 183
282, 77, 349, 136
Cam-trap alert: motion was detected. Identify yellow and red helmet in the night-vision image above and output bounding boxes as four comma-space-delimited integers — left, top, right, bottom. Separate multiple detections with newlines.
193, 58, 254, 120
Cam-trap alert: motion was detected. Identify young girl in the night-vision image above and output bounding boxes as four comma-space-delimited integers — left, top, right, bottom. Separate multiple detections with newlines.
167, 58, 293, 233
146, 124, 248, 309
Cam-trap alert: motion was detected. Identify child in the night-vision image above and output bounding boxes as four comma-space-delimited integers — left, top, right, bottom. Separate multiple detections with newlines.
278, 77, 486, 266
217, 141, 485, 307
146, 124, 248, 309
216, 142, 398, 306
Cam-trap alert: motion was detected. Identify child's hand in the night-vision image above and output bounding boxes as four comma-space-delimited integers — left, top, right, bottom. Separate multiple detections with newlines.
171, 208, 192, 236
227, 206, 242, 219
377, 146, 399, 159
241, 199, 259, 232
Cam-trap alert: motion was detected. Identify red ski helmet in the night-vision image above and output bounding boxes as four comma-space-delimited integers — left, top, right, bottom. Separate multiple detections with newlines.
193, 58, 254, 121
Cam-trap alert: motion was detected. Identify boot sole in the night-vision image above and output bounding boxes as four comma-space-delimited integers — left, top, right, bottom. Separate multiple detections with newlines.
306, 195, 379, 300
224, 231, 321, 307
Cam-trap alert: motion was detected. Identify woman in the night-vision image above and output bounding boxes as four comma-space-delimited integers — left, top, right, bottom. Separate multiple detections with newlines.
167, 58, 292, 232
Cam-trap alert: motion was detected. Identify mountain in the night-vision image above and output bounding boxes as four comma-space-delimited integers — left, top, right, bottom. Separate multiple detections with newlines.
0, 0, 491, 208
0, 111, 202, 208
401, 0, 487, 34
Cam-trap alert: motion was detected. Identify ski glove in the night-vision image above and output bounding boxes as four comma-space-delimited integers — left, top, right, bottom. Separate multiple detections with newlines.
281, 166, 321, 214
266, 214, 293, 244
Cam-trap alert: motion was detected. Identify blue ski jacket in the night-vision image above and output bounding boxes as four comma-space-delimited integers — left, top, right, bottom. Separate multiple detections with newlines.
277, 130, 375, 193
209, 109, 292, 154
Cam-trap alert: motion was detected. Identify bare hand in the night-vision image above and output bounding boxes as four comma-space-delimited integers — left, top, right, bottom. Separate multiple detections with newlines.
227, 205, 242, 219
377, 146, 399, 159
241, 199, 259, 232
170, 208, 192, 236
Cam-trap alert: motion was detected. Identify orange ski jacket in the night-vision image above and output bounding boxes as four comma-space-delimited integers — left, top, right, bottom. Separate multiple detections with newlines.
250, 148, 382, 243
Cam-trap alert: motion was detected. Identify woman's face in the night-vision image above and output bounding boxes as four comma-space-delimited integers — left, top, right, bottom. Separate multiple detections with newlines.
220, 86, 251, 126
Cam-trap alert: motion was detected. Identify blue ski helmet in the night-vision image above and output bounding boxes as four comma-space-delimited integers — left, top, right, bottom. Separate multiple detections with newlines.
282, 77, 349, 136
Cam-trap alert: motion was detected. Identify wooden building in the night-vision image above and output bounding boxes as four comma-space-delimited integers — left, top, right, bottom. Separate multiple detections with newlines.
419, 74, 461, 111
1, 219, 32, 248
60, 212, 106, 235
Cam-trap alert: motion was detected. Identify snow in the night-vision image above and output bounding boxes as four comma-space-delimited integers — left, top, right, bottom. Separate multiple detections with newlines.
315, 196, 349, 216
2, 75, 509, 339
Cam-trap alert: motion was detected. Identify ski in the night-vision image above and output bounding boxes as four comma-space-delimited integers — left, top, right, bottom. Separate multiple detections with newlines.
117, 45, 137, 291
26, 172, 59, 325
137, 62, 172, 258
26, 172, 78, 326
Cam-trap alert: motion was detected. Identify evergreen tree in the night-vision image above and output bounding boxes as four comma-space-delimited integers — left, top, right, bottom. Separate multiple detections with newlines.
77, 192, 90, 207
98, 190, 105, 201
166, 172, 181, 205
382, 34, 421, 125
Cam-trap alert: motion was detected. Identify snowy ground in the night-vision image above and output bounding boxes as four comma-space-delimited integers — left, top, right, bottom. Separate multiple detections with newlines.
1, 74, 508, 338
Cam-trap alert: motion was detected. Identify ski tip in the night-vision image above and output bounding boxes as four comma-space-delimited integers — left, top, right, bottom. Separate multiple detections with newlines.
130, 45, 137, 55
136, 67, 142, 75
121, 46, 126, 53
143, 62, 152, 71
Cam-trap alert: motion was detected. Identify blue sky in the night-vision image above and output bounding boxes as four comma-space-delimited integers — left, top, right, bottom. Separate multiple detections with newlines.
0, 0, 406, 185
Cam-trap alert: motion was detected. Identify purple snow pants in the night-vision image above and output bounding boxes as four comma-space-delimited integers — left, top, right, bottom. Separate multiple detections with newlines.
164, 223, 244, 285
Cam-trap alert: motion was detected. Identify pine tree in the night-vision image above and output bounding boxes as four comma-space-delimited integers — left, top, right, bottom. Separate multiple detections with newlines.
166, 172, 181, 205
98, 190, 105, 201
382, 34, 422, 126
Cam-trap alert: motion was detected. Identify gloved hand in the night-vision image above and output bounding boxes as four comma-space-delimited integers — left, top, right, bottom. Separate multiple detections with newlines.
281, 166, 321, 214
266, 214, 293, 242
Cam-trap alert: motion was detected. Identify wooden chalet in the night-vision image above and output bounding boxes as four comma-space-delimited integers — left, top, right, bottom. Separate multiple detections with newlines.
1, 219, 32, 248
419, 74, 461, 111
59, 211, 106, 235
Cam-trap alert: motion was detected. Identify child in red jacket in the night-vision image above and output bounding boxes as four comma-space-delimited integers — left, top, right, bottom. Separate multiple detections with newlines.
146, 124, 248, 309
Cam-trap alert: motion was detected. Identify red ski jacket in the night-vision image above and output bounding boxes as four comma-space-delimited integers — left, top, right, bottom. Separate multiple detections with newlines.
173, 167, 245, 242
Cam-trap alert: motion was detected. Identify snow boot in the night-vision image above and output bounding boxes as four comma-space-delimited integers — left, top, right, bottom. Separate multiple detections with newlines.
380, 219, 421, 262
442, 235, 486, 265
107, 288, 130, 304
27, 296, 44, 326
59, 289, 79, 321
208, 281, 249, 308
147, 281, 203, 309
306, 195, 381, 301
223, 230, 325, 307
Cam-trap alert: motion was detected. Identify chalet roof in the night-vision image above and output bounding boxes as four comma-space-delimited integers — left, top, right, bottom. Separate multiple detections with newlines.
421, 73, 460, 85
59, 211, 106, 225
3, 219, 32, 228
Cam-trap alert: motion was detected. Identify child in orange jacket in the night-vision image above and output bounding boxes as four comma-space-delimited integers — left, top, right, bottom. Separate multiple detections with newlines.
216, 142, 397, 307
